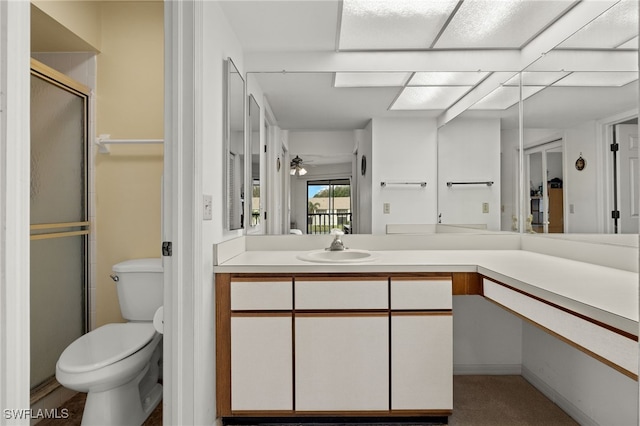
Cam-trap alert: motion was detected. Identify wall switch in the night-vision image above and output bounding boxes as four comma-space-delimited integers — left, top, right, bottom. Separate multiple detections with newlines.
203, 194, 213, 220
482, 202, 489, 214
569, 204, 575, 214
383, 203, 391, 214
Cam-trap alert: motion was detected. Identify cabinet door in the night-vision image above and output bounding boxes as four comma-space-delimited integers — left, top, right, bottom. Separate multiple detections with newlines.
231, 316, 293, 411
391, 314, 452, 410
295, 315, 389, 411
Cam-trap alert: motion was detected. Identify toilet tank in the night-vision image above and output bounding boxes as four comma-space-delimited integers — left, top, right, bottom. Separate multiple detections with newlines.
112, 258, 163, 321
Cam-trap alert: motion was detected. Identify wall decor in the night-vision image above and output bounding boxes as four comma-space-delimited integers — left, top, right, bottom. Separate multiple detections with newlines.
361, 155, 367, 176
575, 154, 586, 171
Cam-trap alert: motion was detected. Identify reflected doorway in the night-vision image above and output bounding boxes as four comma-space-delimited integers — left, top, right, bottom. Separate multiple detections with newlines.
612, 119, 639, 233
306, 179, 352, 234
526, 140, 564, 234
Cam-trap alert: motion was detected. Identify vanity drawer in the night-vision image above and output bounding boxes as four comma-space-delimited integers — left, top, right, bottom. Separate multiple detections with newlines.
230, 279, 293, 310
295, 278, 388, 310
391, 278, 452, 310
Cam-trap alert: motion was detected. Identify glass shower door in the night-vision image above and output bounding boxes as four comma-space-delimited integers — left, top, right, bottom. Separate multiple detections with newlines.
30, 63, 89, 389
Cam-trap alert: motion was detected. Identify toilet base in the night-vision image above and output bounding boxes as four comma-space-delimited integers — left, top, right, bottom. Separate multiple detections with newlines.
81, 366, 162, 426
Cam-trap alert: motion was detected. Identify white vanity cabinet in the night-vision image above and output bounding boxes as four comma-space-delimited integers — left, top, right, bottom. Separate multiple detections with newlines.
391, 278, 453, 411
227, 278, 293, 411
295, 314, 389, 411
294, 277, 389, 411
217, 273, 455, 419
231, 315, 292, 411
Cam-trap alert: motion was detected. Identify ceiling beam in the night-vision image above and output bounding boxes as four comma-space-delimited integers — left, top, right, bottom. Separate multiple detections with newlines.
245, 50, 522, 73
438, 0, 624, 126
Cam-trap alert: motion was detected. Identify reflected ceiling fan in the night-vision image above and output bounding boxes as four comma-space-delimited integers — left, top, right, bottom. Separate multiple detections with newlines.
290, 155, 308, 176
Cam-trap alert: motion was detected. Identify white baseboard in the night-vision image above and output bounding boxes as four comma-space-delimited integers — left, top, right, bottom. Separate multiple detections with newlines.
453, 363, 522, 375
522, 366, 598, 426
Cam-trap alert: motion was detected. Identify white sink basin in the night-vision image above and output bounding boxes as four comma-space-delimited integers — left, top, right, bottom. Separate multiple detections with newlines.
297, 249, 377, 263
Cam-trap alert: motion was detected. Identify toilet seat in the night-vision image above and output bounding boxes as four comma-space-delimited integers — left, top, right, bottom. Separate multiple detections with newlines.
58, 323, 156, 374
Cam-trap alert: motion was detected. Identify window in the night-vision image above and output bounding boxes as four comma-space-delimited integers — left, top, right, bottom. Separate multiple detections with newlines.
307, 179, 352, 234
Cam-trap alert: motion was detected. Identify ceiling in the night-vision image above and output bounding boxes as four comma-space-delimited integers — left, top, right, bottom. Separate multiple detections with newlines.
220, 0, 638, 139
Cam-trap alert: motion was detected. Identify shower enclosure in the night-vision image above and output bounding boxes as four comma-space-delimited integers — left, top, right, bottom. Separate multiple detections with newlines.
30, 60, 90, 390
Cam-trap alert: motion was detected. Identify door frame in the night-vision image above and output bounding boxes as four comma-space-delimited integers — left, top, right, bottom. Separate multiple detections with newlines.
524, 139, 564, 234
597, 109, 639, 233
0, 0, 31, 419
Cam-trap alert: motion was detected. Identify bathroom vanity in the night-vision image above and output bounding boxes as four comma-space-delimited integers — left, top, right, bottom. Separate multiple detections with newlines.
214, 232, 638, 424
217, 273, 458, 418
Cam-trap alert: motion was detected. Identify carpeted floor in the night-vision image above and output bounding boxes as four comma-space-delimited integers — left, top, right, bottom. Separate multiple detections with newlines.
448, 375, 578, 425
37, 376, 577, 425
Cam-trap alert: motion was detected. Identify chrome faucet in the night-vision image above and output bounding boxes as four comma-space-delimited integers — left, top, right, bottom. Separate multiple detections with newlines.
327, 233, 347, 251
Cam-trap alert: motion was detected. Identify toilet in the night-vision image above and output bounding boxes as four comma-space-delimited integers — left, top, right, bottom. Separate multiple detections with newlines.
56, 258, 164, 426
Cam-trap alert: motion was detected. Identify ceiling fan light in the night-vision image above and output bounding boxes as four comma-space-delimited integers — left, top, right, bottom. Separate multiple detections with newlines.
290, 168, 296, 175
298, 168, 307, 176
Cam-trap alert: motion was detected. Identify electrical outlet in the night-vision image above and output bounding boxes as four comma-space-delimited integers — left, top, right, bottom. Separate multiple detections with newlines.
383, 203, 391, 214
203, 194, 213, 220
482, 202, 489, 214
569, 204, 575, 214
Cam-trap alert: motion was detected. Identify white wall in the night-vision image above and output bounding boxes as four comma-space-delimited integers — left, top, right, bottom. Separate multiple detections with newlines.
522, 323, 638, 426
196, 3, 245, 423
371, 118, 438, 234
453, 296, 523, 374
563, 120, 599, 233
355, 122, 373, 234
288, 130, 356, 157
438, 118, 501, 230
500, 128, 520, 231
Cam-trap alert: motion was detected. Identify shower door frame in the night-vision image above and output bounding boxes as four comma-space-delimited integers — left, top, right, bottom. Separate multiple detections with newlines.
29, 59, 91, 387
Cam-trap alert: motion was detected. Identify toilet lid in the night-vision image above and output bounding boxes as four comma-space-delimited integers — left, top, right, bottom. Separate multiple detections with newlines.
57, 323, 156, 374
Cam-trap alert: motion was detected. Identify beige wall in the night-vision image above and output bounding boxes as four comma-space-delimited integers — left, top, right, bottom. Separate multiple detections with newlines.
32, 1, 102, 51
95, 2, 164, 326
31, 1, 164, 327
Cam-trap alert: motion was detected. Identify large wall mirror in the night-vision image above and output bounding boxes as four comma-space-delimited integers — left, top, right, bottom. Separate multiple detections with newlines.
224, 58, 245, 231
236, 0, 637, 237
248, 94, 261, 229
248, 70, 515, 235
520, 0, 638, 235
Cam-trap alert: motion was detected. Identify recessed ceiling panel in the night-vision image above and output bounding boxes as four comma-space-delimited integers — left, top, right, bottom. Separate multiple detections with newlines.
552, 72, 638, 87
391, 86, 471, 110
556, 0, 638, 49
339, 0, 459, 50
469, 86, 545, 110
435, 0, 577, 49
408, 71, 489, 86
220, 1, 339, 52
334, 72, 411, 87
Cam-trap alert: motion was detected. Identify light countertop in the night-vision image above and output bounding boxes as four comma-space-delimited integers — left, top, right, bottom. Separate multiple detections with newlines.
215, 248, 638, 335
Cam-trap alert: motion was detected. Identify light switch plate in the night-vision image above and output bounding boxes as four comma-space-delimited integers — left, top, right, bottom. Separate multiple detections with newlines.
203, 194, 213, 220
482, 202, 489, 214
